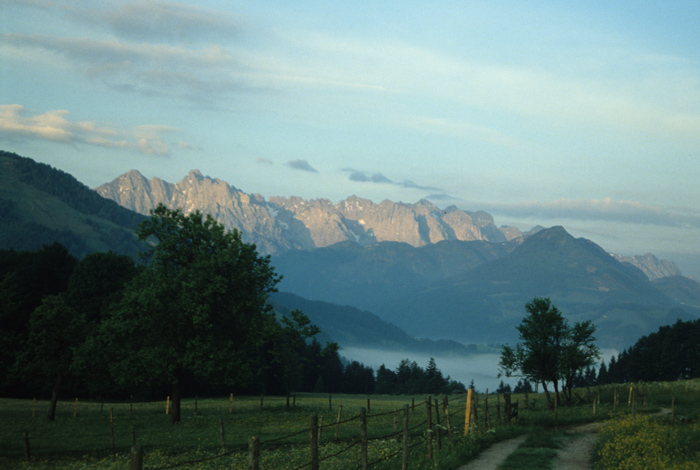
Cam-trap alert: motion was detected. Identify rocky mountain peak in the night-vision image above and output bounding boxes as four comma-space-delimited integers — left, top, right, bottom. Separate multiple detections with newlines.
95, 169, 522, 255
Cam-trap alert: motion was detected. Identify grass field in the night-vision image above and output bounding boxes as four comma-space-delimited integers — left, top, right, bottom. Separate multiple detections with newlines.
1, 380, 698, 469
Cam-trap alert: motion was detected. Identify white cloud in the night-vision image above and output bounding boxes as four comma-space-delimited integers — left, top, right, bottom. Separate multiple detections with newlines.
0, 104, 178, 156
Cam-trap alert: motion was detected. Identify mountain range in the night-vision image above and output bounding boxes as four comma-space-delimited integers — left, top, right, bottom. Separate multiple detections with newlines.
2, 150, 699, 351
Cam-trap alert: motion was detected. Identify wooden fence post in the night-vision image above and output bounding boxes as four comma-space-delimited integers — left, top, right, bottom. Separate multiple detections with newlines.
393, 409, 398, 435
464, 389, 473, 435
484, 390, 490, 431
248, 436, 260, 470
360, 408, 368, 470
310, 414, 319, 470
434, 398, 442, 451
110, 408, 115, 450
497, 394, 501, 425
672, 396, 675, 422
443, 396, 452, 439
402, 405, 409, 470
73, 398, 78, 417
220, 419, 226, 453
426, 396, 433, 459
335, 404, 343, 439
165, 396, 169, 415
504, 392, 511, 425
411, 397, 415, 413
367, 397, 371, 414
23, 431, 30, 461
628, 383, 633, 405
130, 445, 143, 470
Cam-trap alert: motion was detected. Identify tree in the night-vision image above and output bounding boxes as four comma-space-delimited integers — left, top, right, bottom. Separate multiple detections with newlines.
102, 205, 281, 423
16, 295, 86, 420
498, 297, 599, 408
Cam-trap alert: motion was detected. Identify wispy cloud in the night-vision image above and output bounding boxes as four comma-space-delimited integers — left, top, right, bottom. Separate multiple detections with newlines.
342, 168, 444, 193
484, 198, 700, 228
0, 104, 178, 156
287, 159, 318, 173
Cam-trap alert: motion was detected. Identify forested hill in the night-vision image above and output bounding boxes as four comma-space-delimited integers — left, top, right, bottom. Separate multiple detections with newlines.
0, 151, 146, 258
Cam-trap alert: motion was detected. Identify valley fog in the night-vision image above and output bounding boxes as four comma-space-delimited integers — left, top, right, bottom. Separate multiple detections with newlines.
341, 347, 619, 393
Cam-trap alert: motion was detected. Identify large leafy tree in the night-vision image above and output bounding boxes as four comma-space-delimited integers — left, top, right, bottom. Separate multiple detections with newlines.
102, 204, 281, 423
499, 297, 599, 408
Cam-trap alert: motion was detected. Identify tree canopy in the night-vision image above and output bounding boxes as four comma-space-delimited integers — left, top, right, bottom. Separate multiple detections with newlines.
101, 204, 281, 423
499, 297, 599, 407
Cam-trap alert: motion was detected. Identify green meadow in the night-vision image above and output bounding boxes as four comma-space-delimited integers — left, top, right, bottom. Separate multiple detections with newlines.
2, 380, 699, 469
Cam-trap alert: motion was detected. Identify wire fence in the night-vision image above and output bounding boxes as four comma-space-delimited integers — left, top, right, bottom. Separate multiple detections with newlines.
14, 392, 505, 469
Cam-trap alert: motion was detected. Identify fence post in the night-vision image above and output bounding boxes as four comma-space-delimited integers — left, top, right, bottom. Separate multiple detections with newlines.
310, 414, 319, 470
110, 408, 115, 450
393, 409, 398, 435
360, 408, 368, 470
165, 396, 169, 415
504, 392, 511, 425
23, 431, 30, 461
335, 404, 343, 439
220, 419, 226, 453
248, 436, 260, 470
464, 389, 473, 435
483, 390, 490, 431
443, 396, 452, 439
402, 405, 409, 470
434, 398, 442, 451
412, 397, 415, 413
130, 445, 143, 470
672, 396, 675, 422
367, 397, 371, 414
497, 394, 501, 425
426, 395, 433, 459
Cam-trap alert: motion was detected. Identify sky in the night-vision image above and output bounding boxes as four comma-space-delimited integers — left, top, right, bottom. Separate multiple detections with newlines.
2, 1, 700, 277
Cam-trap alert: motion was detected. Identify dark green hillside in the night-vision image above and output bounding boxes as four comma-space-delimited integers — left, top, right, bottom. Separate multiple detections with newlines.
270, 292, 477, 355
0, 151, 145, 258
271, 238, 516, 312
385, 226, 697, 348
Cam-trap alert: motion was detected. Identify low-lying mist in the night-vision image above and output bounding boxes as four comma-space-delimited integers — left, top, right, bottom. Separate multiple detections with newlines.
341, 347, 619, 394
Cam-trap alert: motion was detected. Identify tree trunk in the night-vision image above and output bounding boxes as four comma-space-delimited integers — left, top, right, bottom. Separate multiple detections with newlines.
171, 378, 181, 424
540, 380, 550, 408
47, 370, 63, 421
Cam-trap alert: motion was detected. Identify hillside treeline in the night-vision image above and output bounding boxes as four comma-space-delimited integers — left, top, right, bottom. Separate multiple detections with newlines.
0, 243, 462, 404
597, 318, 700, 384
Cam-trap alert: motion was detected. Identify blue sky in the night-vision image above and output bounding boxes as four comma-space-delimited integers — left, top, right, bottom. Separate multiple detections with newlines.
2, 1, 700, 277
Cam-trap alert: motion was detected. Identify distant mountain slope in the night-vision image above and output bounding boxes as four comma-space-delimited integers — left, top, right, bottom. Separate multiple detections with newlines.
271, 239, 518, 313
96, 169, 521, 255
0, 151, 146, 258
271, 292, 477, 355
383, 227, 698, 348
611, 253, 683, 280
